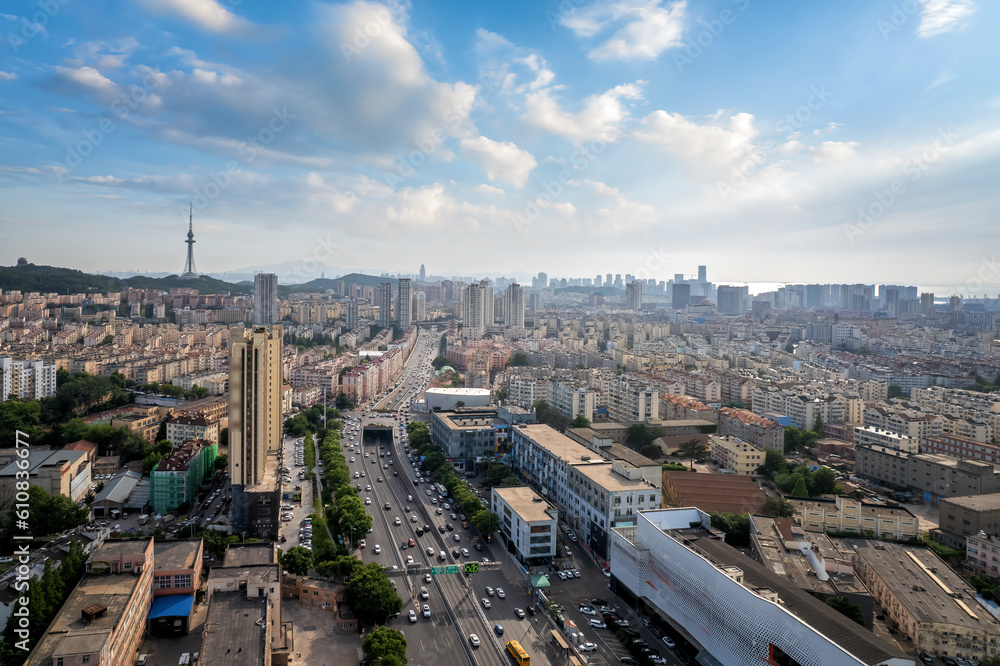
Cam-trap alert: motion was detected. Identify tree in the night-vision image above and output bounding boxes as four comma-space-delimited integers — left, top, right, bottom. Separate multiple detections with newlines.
980, 658, 1000, 666
12, 486, 89, 536
364, 625, 408, 666
887, 384, 904, 399
281, 547, 314, 576
532, 400, 568, 431
790, 477, 809, 498
215, 453, 228, 473
757, 449, 789, 479
472, 510, 500, 542
676, 439, 708, 470
507, 352, 529, 367
455, 401, 465, 408
626, 423, 652, 449
710, 513, 751, 547
345, 562, 402, 626
761, 495, 796, 518
813, 415, 824, 435
431, 355, 449, 370
639, 443, 661, 460
570, 415, 591, 428
825, 596, 865, 626
810, 467, 840, 495
0, 398, 44, 443
494, 387, 508, 402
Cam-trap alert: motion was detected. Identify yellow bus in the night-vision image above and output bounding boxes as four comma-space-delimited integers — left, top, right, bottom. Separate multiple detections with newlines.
506, 640, 530, 666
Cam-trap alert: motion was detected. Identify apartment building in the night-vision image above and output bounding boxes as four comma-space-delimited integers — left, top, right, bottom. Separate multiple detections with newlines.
922, 434, 1000, 466
966, 531, 1000, 581
863, 405, 943, 439
710, 434, 765, 475
150, 439, 217, 514
112, 406, 162, 443
0, 356, 57, 402
606, 377, 659, 424
491, 486, 559, 563
716, 407, 784, 452
855, 445, 1000, 502
429, 408, 502, 462
938, 494, 1000, 545
505, 374, 548, 409
751, 386, 847, 428
547, 378, 596, 421
609, 509, 911, 666
853, 540, 999, 662
166, 413, 220, 446
789, 496, 918, 540
852, 426, 918, 453
27, 539, 154, 666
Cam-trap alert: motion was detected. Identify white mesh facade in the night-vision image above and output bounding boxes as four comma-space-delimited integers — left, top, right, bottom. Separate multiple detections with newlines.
610, 510, 907, 666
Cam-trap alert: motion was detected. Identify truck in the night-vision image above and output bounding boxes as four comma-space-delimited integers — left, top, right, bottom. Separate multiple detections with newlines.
137, 514, 150, 526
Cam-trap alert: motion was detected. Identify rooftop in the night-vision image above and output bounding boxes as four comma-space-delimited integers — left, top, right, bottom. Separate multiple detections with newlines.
492, 486, 558, 523
853, 540, 998, 632
572, 461, 651, 492
425, 387, 492, 396
662, 472, 766, 514
515, 424, 599, 464
154, 539, 203, 571
603, 443, 659, 468
223, 542, 277, 567
940, 493, 1000, 511
200, 590, 269, 666
93, 538, 152, 559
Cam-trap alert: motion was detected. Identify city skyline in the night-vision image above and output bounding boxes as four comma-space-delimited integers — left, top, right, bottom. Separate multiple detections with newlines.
0, 1, 998, 288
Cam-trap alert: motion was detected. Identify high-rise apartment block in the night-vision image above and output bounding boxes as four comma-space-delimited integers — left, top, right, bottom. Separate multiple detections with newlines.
672, 283, 691, 310
229, 325, 283, 538
504, 283, 525, 327
716, 285, 748, 315
625, 281, 642, 311
345, 299, 359, 329
0, 356, 57, 402
253, 273, 278, 325
396, 278, 412, 329
412, 291, 426, 322
377, 282, 392, 329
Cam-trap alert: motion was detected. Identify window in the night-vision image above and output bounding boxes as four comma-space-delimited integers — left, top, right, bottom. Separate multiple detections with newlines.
123, 561, 132, 570
174, 574, 192, 588
83, 657, 90, 664
154, 575, 172, 589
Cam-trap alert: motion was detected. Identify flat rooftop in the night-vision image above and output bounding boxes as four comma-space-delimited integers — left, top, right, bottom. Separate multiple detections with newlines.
26, 573, 143, 666
663, 472, 766, 514
853, 540, 999, 632
94, 538, 152, 559
154, 539, 202, 571
572, 461, 650, 492
200, 591, 269, 665
245, 451, 281, 493
492, 486, 558, 523
940, 493, 1000, 511
789, 498, 918, 520
223, 542, 277, 567
603, 443, 658, 468
436, 411, 502, 430
516, 424, 600, 464
426, 387, 491, 396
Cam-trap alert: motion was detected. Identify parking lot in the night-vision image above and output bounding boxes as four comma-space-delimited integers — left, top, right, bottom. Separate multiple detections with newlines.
278, 435, 314, 550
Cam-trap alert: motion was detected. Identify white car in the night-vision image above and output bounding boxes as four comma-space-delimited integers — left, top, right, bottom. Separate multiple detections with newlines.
409, 610, 417, 623
422, 604, 431, 617
469, 634, 480, 648
481, 598, 491, 608
420, 586, 429, 600
374, 545, 381, 554
359, 539, 366, 548
579, 643, 597, 652
588, 619, 606, 629
496, 588, 505, 599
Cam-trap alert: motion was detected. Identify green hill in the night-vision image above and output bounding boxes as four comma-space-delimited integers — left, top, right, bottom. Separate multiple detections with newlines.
0, 263, 252, 295
283, 273, 398, 295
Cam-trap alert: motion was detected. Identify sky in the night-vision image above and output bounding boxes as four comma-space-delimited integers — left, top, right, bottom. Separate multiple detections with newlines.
1, 0, 998, 291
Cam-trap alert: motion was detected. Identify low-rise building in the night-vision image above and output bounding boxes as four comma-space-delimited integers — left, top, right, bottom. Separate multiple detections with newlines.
966, 530, 1000, 581
710, 434, 765, 475
789, 496, 919, 540
166, 413, 220, 446
938, 494, 1000, 545
852, 426, 917, 453
0, 448, 91, 502
661, 471, 766, 514
853, 539, 1000, 661
429, 408, 503, 464
150, 438, 218, 514
491, 486, 559, 563
856, 444, 1000, 502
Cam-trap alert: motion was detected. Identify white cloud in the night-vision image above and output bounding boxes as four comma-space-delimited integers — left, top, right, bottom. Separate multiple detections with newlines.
560, 0, 686, 61
142, 0, 256, 35
0, 71, 17, 81
918, 0, 975, 37
636, 110, 758, 168
460, 136, 538, 188
54, 66, 117, 91
524, 82, 644, 142
810, 140, 858, 163
473, 183, 505, 195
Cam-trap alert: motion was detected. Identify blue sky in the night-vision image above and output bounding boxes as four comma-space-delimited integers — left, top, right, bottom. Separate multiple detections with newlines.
1, 0, 998, 290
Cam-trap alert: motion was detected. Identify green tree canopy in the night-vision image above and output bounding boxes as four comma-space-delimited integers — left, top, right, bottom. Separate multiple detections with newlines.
345, 562, 402, 626
790, 477, 809, 498
761, 495, 796, 518
472, 510, 500, 542
363, 625, 408, 666
676, 438, 708, 469
710, 512, 751, 547
281, 547, 314, 576
756, 449, 789, 479
507, 352, 529, 367
0, 398, 43, 443
639, 443, 661, 460
431, 354, 449, 369
570, 415, 591, 428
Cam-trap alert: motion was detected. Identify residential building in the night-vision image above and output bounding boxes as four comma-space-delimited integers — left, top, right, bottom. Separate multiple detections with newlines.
0, 356, 57, 402
789, 496, 919, 540
938, 494, 1000, 545
547, 378, 596, 421
852, 426, 918, 453
625, 281, 642, 311
491, 486, 559, 563
504, 283, 525, 328
716, 407, 784, 452
377, 282, 392, 329
607, 377, 658, 424
396, 278, 412, 329
966, 531, 1000, 581
345, 299, 359, 329
229, 325, 283, 538
505, 374, 548, 409
853, 540, 999, 662
922, 434, 1000, 467
709, 434, 764, 475
26, 539, 154, 666
166, 413, 220, 446
150, 439, 217, 514
252, 273, 278, 325
429, 408, 502, 464
855, 445, 1000, 502
609, 509, 912, 666
716, 285, 748, 315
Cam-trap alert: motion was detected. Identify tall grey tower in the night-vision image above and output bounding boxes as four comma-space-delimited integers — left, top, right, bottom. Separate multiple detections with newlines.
396, 278, 413, 329
626, 281, 643, 311
503, 283, 525, 327
378, 282, 393, 329
419, 264, 426, 282
253, 273, 278, 325
181, 204, 199, 279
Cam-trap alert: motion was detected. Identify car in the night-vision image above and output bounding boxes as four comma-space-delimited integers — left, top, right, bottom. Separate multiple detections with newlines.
557, 571, 567, 580
373, 545, 381, 554
439, 525, 446, 533
436, 508, 443, 515
378, 477, 383, 482
496, 588, 505, 599
588, 619, 606, 629
426, 546, 435, 556
579, 605, 597, 616
526, 605, 536, 616
661, 636, 676, 649
494, 624, 504, 636
578, 643, 597, 652
485, 586, 494, 596
137, 656, 148, 666
409, 610, 417, 623
514, 607, 524, 619
446, 523, 454, 531
364, 497, 371, 505
415, 527, 423, 536
394, 517, 401, 525
649, 657, 668, 665
385, 502, 391, 510
425, 573, 432, 583
422, 604, 431, 617
461, 548, 469, 557
474, 542, 483, 551
451, 513, 458, 520
426, 490, 432, 496
469, 634, 480, 648
453, 534, 460, 542
603, 569, 611, 578
359, 539, 366, 548
420, 586, 429, 599
411, 515, 418, 523
408, 538, 415, 547
366, 485, 372, 491
406, 555, 414, 565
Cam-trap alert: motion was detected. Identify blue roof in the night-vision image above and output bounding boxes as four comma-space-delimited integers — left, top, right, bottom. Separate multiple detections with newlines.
148, 594, 195, 619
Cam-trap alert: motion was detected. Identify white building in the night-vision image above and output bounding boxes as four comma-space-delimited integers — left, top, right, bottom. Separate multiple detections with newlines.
852, 426, 918, 453
606, 377, 659, 424
503, 283, 525, 328
547, 379, 596, 421
609, 509, 914, 666
505, 375, 548, 409
425, 387, 492, 411
491, 486, 558, 563
0, 357, 57, 402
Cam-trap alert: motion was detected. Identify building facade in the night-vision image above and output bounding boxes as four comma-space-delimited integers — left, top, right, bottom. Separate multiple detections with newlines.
491, 486, 559, 563
252, 273, 278, 325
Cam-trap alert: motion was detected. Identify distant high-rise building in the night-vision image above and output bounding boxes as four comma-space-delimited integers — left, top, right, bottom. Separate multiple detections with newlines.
229, 325, 283, 537
606, 273, 613, 286
537, 272, 547, 289
419, 264, 426, 282
625, 281, 643, 311
396, 278, 412, 329
717, 285, 748, 315
920, 292, 935, 316
253, 273, 278, 325
0, 357, 57, 402
504, 283, 525, 327
595, 274, 603, 287
672, 283, 691, 310
378, 282, 393, 328
345, 299, 359, 329
462, 281, 494, 335
181, 204, 199, 279
412, 291, 426, 322
950, 295, 962, 312
697, 265, 707, 283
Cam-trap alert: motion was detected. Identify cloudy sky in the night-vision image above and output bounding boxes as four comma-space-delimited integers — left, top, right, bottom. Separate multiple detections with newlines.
1, 0, 998, 290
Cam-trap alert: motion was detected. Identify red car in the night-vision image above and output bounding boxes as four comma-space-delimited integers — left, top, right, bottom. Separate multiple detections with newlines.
408, 538, 415, 548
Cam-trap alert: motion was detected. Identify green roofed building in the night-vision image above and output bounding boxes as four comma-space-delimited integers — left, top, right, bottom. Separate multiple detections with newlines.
150, 438, 217, 514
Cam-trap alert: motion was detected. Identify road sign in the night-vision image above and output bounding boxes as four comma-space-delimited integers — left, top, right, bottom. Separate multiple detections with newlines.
464, 563, 479, 574
445, 565, 458, 574
431, 566, 444, 575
